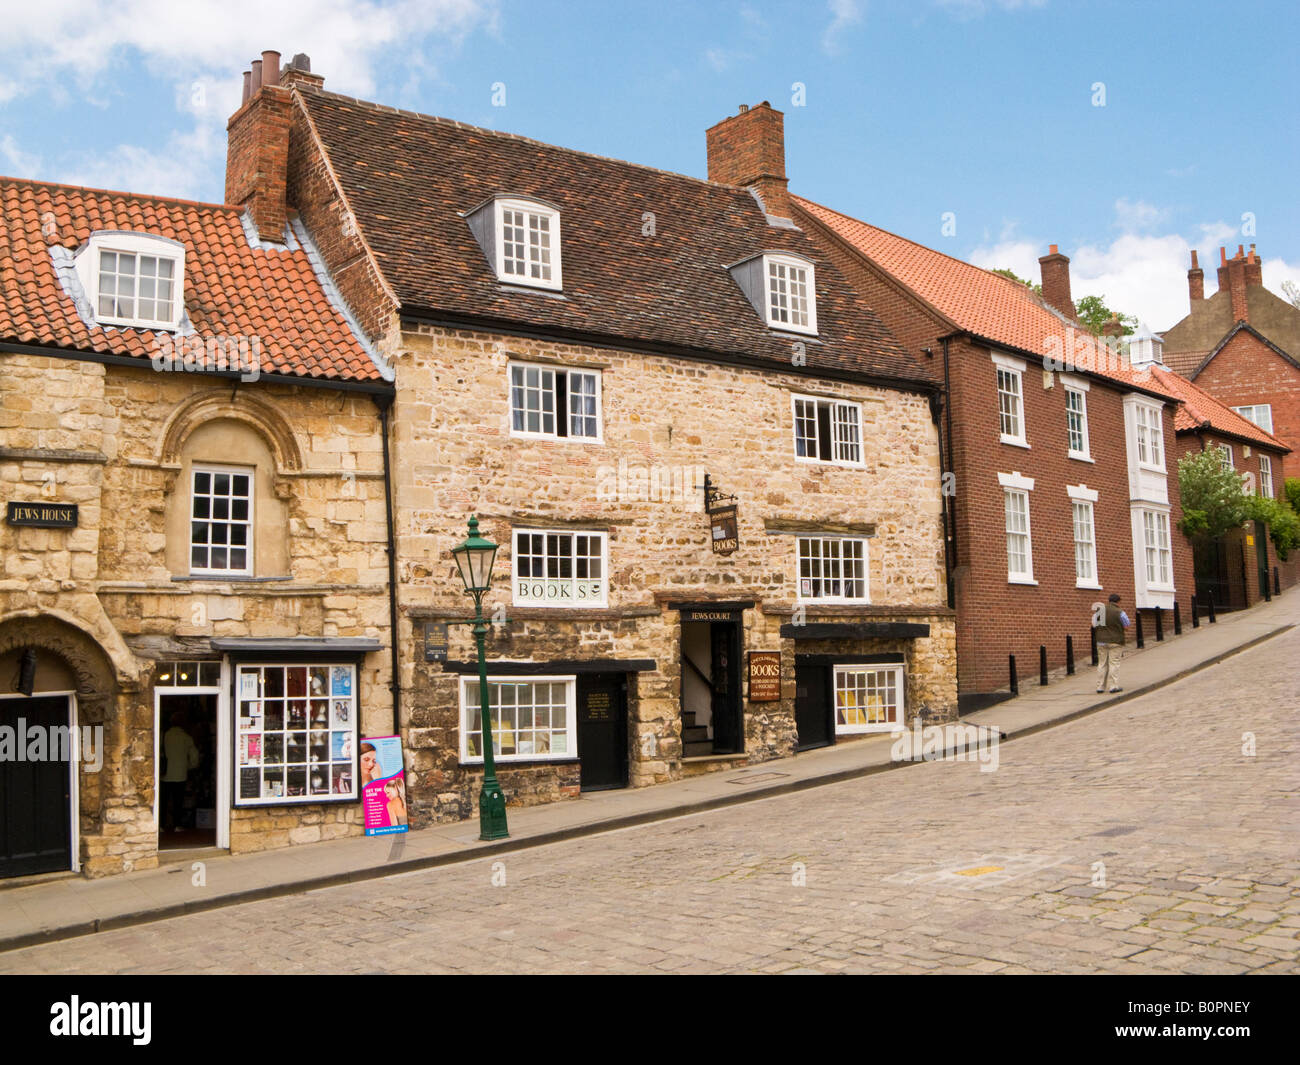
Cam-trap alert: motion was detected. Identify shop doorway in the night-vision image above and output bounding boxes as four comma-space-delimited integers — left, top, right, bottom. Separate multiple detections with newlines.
794, 663, 833, 751
576, 673, 628, 791
0, 694, 74, 878
156, 692, 219, 850
680, 614, 743, 756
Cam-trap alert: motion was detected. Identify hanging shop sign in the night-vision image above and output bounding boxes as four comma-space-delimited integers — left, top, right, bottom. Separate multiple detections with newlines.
360, 734, 409, 836
7, 501, 78, 528
703, 474, 739, 556
422, 621, 449, 662
747, 651, 782, 701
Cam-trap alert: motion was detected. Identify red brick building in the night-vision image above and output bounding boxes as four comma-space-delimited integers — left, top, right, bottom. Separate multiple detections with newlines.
772, 181, 1193, 706
1149, 365, 1296, 608
1163, 245, 1300, 474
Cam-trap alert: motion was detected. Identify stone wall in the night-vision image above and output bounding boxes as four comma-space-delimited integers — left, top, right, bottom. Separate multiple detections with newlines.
1, 349, 393, 876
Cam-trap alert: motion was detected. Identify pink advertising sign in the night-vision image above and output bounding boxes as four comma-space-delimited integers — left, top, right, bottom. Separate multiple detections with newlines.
360, 735, 408, 837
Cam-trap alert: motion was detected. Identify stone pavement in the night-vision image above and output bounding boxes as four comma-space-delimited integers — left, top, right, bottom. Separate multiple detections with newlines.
0, 589, 1296, 958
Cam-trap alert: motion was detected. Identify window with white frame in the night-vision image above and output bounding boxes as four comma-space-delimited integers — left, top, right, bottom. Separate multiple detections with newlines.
75, 232, 186, 330
1072, 500, 1098, 587
993, 355, 1027, 445
1065, 386, 1090, 458
190, 466, 252, 575
1233, 404, 1273, 434
508, 363, 600, 440
834, 664, 903, 733
797, 536, 869, 602
1134, 404, 1164, 468
764, 254, 817, 334
513, 529, 607, 607
792, 395, 862, 465
1260, 454, 1274, 498
234, 663, 359, 805
495, 199, 561, 289
460, 676, 576, 762
1218, 443, 1234, 470
1002, 485, 1034, 583
1142, 510, 1173, 588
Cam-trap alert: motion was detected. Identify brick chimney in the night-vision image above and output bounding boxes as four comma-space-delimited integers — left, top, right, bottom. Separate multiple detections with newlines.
1217, 246, 1250, 324
1244, 243, 1263, 289
706, 102, 791, 219
1038, 244, 1076, 321
1102, 315, 1126, 339
1187, 249, 1204, 304
226, 49, 292, 243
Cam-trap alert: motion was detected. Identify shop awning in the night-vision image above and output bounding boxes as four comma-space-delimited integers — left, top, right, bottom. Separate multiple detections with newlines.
210, 637, 383, 661
779, 622, 931, 640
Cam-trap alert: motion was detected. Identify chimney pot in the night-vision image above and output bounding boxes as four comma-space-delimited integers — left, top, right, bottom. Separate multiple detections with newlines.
1190, 250, 1199, 269
262, 51, 281, 87
1187, 248, 1204, 304
1220, 247, 1228, 266
1038, 244, 1076, 321
290, 53, 311, 72
242, 71, 251, 104
250, 59, 263, 94
1237, 244, 1245, 258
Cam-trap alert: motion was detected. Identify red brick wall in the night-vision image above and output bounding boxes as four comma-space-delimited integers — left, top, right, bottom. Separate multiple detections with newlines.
1193, 330, 1300, 479
225, 86, 293, 242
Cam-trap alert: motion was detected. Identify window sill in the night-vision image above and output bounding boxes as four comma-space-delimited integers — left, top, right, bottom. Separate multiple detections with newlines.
1000, 436, 1031, 449
508, 431, 603, 445
1137, 462, 1167, 474
794, 457, 865, 470
1068, 452, 1095, 463
1075, 581, 1103, 590
461, 757, 579, 768
1007, 576, 1039, 586
173, 574, 288, 583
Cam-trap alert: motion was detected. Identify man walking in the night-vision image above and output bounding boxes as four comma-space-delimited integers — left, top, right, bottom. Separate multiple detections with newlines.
1092, 593, 1131, 693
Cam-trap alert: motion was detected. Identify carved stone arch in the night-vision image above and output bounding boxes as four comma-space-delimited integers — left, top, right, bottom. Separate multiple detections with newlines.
0, 612, 123, 725
158, 390, 304, 472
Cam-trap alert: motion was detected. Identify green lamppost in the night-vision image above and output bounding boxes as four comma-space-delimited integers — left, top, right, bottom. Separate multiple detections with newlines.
451, 516, 509, 840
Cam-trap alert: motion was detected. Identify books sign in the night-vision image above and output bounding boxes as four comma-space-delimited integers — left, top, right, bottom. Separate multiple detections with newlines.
747, 651, 781, 702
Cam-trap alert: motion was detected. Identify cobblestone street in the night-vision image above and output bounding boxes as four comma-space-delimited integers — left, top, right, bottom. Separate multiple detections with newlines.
4, 627, 1298, 975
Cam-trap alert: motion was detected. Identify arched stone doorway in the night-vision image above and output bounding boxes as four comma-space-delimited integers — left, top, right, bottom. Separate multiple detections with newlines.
0, 614, 124, 878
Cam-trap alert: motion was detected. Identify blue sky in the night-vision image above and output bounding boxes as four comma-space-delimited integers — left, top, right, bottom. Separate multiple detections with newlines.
2, 0, 1296, 329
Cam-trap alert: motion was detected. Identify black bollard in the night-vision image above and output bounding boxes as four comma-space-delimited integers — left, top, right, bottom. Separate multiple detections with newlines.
1275, 567, 1281, 596
1066, 634, 1075, 675
1155, 608, 1164, 641
1039, 645, 1048, 686
1136, 610, 1145, 649
1009, 654, 1018, 696
1208, 590, 1217, 624
1191, 593, 1199, 629
1173, 600, 1182, 636
1090, 626, 1098, 666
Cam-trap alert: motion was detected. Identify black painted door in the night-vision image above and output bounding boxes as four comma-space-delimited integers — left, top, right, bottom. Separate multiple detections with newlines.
576, 674, 628, 790
1255, 521, 1270, 597
794, 663, 832, 750
709, 621, 743, 754
0, 695, 73, 878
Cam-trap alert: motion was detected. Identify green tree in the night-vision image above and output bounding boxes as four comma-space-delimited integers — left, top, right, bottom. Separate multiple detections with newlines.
1286, 477, 1300, 513
1074, 294, 1137, 337
1177, 449, 1249, 540
1244, 494, 1300, 560
992, 267, 1040, 294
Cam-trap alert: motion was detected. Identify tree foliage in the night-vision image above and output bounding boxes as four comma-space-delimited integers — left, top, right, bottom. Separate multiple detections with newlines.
992, 268, 1136, 335
1179, 450, 1300, 559
1286, 477, 1300, 514
1244, 494, 1300, 561
992, 267, 1040, 294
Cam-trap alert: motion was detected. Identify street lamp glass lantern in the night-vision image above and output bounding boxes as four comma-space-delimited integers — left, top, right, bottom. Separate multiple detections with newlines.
452, 516, 498, 595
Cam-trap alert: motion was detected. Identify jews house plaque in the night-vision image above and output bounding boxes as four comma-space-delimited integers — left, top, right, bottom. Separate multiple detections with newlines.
7, 501, 78, 528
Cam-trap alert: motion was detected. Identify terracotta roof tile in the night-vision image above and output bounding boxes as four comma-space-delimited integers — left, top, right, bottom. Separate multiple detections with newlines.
1149, 366, 1289, 452
794, 195, 1178, 400
0, 176, 384, 383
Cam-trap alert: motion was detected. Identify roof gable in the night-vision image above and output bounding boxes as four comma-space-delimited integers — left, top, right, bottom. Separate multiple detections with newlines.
294, 89, 926, 387
1150, 365, 1289, 452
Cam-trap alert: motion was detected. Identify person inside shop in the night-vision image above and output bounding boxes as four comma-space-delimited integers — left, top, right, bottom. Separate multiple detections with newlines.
162, 710, 201, 832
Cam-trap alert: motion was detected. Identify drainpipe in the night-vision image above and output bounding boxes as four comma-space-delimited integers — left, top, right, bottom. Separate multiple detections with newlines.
928, 385, 953, 612
377, 393, 402, 734
941, 337, 956, 609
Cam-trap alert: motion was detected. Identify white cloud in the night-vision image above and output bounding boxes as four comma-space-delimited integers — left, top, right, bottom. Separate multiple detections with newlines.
0, 135, 42, 178
935, 0, 1046, 18
1113, 197, 1171, 233
823, 0, 865, 54
970, 212, 1300, 332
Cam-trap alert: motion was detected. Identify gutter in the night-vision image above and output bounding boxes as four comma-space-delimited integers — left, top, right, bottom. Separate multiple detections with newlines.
376, 393, 402, 735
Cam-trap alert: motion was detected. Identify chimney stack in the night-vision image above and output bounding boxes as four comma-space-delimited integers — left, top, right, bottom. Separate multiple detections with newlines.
706, 102, 791, 219
1216, 246, 1250, 324
226, 50, 294, 243
1187, 249, 1204, 304
1038, 244, 1076, 321
1102, 315, 1126, 339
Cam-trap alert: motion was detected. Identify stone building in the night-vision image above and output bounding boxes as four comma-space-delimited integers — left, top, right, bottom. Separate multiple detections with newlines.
0, 175, 394, 878
793, 199, 1194, 707
224, 56, 956, 822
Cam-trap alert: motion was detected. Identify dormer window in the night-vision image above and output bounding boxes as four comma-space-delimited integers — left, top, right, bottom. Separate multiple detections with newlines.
726, 251, 818, 336
1126, 322, 1164, 369
74, 232, 185, 330
465, 196, 563, 291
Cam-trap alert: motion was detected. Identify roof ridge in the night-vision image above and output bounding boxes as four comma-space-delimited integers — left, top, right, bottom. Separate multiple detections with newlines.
296, 86, 756, 198
793, 194, 1040, 297
0, 174, 239, 213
